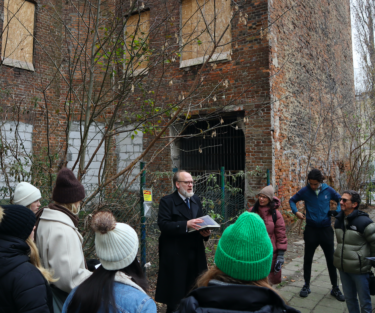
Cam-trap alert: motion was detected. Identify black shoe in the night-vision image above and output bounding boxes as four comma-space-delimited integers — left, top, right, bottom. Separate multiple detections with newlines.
300, 285, 311, 297
331, 286, 345, 302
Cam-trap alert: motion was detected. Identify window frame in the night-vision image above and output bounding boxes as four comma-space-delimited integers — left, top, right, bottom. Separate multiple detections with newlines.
1, 0, 37, 71
179, 0, 232, 69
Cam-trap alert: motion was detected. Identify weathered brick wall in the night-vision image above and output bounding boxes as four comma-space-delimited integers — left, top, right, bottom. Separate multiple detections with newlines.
140, 0, 274, 203
0, 0, 354, 211
269, 0, 355, 213
0, 0, 67, 188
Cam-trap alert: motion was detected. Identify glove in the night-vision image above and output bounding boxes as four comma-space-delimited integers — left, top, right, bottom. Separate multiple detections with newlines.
328, 211, 338, 217
276, 250, 285, 265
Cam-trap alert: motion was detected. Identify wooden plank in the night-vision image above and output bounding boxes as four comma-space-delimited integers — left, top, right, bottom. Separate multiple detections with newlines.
2, 0, 35, 71
125, 10, 150, 72
181, 0, 231, 63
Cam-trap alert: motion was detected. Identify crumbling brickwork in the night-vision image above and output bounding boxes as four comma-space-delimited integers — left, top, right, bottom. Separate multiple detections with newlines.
269, 0, 354, 213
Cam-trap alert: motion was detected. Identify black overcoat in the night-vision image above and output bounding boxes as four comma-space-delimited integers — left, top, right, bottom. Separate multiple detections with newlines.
155, 191, 209, 305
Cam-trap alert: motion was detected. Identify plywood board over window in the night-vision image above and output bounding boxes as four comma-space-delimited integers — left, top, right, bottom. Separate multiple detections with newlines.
125, 11, 150, 76
181, 0, 232, 68
1, 0, 35, 71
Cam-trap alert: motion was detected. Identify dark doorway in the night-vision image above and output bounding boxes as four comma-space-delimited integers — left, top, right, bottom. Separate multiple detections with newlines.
179, 115, 246, 218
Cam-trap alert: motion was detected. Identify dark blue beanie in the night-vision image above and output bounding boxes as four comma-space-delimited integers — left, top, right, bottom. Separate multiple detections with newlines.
0, 205, 36, 240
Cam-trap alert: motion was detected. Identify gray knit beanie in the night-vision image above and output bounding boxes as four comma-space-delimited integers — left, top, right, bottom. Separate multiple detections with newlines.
258, 185, 274, 201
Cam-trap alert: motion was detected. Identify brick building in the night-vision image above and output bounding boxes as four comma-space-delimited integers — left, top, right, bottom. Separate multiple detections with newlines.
0, 0, 354, 212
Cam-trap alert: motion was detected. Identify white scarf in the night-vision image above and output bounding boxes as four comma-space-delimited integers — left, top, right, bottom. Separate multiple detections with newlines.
114, 272, 147, 295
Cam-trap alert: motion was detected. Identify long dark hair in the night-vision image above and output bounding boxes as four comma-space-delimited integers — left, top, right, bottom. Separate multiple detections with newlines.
251, 198, 276, 216
67, 257, 148, 313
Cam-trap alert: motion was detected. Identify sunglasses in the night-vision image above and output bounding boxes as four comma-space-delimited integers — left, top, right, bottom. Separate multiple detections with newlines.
340, 198, 351, 203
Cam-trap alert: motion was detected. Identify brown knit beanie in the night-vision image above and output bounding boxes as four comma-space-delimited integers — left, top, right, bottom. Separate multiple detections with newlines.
52, 168, 85, 204
258, 185, 274, 201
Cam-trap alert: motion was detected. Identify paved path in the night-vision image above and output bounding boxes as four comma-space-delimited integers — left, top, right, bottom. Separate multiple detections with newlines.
277, 210, 375, 312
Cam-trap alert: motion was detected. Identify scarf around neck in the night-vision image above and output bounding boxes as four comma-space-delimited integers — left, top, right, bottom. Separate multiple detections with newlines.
34, 203, 79, 243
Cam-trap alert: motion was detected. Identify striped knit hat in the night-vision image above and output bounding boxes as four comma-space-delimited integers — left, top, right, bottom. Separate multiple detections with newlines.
215, 212, 273, 281
91, 211, 138, 270
0, 205, 36, 240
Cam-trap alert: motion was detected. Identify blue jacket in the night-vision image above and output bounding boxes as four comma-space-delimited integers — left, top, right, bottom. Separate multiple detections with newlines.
289, 183, 341, 228
62, 282, 156, 313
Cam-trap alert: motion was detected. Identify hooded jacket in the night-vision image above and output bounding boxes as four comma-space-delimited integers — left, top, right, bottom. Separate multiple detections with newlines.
249, 197, 287, 253
333, 210, 375, 274
289, 183, 341, 228
0, 234, 53, 313
248, 197, 287, 284
175, 280, 300, 313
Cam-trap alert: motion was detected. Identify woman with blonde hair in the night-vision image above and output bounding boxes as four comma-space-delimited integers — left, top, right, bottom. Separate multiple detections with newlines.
35, 168, 92, 311
0, 205, 55, 312
13, 181, 42, 213
176, 212, 300, 313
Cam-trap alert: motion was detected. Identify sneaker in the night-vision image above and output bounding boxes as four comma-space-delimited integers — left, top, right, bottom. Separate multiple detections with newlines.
300, 285, 311, 297
331, 286, 345, 302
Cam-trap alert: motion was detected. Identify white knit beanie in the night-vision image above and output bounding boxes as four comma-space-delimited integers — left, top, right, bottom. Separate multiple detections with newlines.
91, 212, 139, 270
13, 182, 42, 207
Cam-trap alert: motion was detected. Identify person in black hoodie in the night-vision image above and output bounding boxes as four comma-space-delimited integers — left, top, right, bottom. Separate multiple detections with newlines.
0, 205, 54, 313
176, 212, 300, 313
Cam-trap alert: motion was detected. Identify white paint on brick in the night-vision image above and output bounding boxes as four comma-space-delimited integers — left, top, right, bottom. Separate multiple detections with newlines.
67, 122, 105, 188
116, 125, 143, 191
0, 121, 33, 191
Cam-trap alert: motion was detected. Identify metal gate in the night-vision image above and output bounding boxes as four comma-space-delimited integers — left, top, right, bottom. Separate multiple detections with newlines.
179, 116, 246, 221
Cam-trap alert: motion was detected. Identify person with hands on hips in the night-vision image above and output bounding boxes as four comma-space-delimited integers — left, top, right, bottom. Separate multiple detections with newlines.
155, 170, 210, 313
248, 185, 287, 285
289, 169, 344, 301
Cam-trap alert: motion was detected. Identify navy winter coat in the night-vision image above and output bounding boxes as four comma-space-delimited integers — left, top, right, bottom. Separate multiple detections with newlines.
0, 234, 53, 313
289, 183, 341, 228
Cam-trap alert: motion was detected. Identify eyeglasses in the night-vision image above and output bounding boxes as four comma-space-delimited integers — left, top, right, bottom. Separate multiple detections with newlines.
178, 181, 194, 185
256, 195, 268, 200
340, 198, 350, 203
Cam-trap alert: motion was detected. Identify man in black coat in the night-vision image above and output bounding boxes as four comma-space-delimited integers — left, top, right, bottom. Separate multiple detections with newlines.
155, 170, 210, 313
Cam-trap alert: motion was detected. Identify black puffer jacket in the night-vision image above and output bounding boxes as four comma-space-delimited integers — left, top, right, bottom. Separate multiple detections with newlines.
0, 234, 53, 313
176, 280, 300, 313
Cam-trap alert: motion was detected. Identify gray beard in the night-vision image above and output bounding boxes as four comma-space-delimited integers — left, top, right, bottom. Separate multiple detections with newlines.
180, 189, 194, 198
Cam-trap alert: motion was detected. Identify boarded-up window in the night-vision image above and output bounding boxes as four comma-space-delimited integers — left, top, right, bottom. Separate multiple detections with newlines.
181, 0, 231, 68
1, 0, 35, 71
125, 11, 150, 76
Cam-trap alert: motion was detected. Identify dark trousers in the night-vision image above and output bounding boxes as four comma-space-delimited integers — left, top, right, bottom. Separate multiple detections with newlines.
303, 225, 337, 287
166, 249, 198, 313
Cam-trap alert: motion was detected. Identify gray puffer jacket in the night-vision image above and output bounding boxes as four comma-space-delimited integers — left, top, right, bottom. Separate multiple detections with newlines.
334, 210, 375, 274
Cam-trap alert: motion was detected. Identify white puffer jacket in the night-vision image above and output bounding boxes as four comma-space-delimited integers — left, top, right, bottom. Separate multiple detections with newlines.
36, 208, 92, 293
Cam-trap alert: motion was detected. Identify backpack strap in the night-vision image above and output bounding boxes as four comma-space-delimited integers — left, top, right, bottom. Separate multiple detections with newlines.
272, 210, 277, 224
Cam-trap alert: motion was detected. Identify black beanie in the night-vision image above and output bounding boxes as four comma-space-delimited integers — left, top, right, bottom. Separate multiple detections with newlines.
0, 205, 36, 240
52, 168, 85, 204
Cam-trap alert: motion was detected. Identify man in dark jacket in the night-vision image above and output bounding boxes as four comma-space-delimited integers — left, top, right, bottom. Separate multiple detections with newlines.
334, 190, 375, 313
155, 170, 210, 313
289, 169, 344, 301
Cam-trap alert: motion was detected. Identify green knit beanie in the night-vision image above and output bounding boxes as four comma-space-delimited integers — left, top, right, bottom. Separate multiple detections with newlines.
215, 212, 273, 281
